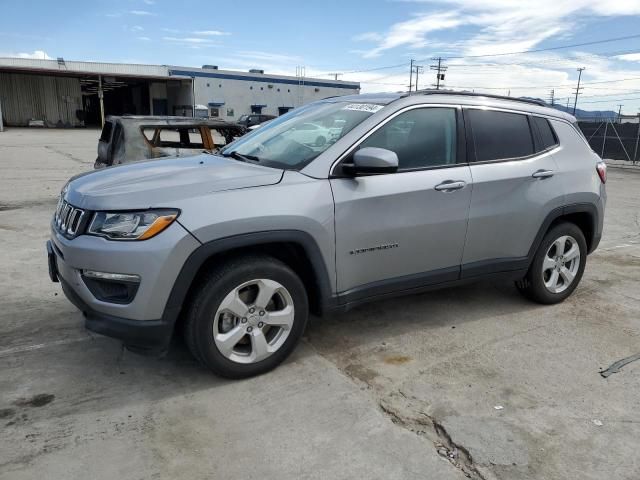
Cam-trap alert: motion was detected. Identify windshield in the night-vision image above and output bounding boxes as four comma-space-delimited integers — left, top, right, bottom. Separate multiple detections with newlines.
238, 115, 248, 122
220, 101, 383, 170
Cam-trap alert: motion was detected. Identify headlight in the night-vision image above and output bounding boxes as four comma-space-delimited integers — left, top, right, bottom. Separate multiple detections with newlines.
88, 209, 179, 240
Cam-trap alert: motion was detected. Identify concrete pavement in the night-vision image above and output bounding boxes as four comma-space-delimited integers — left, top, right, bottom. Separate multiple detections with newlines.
1, 128, 639, 479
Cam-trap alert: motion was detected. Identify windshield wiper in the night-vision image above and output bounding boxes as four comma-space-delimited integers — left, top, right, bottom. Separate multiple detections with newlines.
222, 150, 261, 162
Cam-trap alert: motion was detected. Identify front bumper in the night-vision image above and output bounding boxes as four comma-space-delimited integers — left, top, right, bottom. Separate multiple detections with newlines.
56, 269, 174, 353
48, 220, 200, 352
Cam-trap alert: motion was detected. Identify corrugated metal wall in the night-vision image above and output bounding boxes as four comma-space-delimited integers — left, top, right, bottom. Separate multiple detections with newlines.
0, 72, 82, 126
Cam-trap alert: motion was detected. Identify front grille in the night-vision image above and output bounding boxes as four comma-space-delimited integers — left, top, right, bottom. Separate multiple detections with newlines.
54, 198, 87, 238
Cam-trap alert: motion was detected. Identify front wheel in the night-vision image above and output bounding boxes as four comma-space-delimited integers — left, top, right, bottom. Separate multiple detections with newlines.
184, 255, 308, 378
516, 222, 587, 304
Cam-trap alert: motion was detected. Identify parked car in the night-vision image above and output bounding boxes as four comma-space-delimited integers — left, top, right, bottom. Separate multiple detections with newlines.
49, 91, 606, 378
95, 115, 245, 169
237, 114, 276, 128
283, 121, 339, 147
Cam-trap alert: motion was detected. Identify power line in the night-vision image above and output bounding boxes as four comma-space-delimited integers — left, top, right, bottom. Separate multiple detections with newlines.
336, 36, 640, 79
341, 62, 407, 74
425, 33, 640, 60
445, 75, 640, 91
574, 96, 640, 104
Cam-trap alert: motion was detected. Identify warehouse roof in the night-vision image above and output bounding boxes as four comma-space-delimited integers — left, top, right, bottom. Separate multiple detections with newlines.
0, 57, 360, 89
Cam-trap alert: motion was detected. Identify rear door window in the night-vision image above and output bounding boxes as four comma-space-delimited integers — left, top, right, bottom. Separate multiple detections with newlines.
467, 109, 534, 162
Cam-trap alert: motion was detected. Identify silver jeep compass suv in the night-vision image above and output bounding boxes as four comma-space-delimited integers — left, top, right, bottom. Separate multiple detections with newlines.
48, 91, 606, 378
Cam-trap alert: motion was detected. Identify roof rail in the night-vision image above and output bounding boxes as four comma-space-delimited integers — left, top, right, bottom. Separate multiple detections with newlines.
411, 89, 548, 107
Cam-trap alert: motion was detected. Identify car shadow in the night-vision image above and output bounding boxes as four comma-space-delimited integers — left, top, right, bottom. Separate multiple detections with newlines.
306, 279, 549, 355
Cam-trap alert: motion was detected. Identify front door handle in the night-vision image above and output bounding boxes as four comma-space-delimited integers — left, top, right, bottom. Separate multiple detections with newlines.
532, 169, 554, 179
434, 180, 466, 192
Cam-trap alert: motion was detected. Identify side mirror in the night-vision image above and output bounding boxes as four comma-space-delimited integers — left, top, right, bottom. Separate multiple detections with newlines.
342, 147, 399, 176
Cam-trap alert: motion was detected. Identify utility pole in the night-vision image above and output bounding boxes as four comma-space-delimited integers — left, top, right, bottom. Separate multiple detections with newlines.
409, 59, 414, 92
572, 67, 585, 115
327, 73, 342, 81
413, 64, 424, 91
617, 104, 623, 123
548, 89, 555, 106
430, 57, 447, 90
98, 74, 105, 128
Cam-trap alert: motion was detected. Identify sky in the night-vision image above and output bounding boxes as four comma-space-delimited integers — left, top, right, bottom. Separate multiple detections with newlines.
3, 0, 640, 113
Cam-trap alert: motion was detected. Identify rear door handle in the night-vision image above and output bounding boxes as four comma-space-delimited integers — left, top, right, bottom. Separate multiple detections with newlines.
434, 180, 466, 192
532, 169, 554, 179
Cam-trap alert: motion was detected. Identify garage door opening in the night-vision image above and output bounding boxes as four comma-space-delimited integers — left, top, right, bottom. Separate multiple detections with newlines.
81, 76, 151, 126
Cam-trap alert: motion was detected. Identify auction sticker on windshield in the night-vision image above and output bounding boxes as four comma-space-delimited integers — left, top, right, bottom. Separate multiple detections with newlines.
342, 103, 384, 113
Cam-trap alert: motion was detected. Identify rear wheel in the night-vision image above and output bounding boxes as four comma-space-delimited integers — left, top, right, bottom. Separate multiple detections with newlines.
184, 255, 308, 378
516, 222, 587, 304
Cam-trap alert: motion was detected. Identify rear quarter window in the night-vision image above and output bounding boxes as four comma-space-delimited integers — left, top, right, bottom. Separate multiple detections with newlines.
467, 109, 534, 162
532, 116, 559, 151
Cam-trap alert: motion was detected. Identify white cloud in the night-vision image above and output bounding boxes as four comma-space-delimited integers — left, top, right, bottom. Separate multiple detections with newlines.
163, 37, 213, 44
193, 30, 230, 36
142, 0, 155, 4
130, 10, 155, 16
137, 36, 151, 41
617, 53, 640, 62
162, 36, 220, 49
7, 50, 53, 60
346, 0, 640, 110
360, 11, 464, 58
131, 25, 144, 32
357, 0, 640, 59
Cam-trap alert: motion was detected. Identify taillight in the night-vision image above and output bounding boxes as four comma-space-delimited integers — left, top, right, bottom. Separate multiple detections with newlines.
596, 161, 607, 184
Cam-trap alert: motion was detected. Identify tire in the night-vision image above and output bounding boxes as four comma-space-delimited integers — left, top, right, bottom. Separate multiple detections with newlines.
183, 255, 308, 378
315, 136, 326, 147
516, 222, 587, 304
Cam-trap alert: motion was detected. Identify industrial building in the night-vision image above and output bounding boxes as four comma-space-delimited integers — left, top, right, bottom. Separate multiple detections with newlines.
0, 58, 360, 127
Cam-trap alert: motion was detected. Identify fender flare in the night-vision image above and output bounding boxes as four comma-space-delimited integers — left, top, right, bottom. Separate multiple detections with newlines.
160, 230, 335, 327
527, 202, 600, 262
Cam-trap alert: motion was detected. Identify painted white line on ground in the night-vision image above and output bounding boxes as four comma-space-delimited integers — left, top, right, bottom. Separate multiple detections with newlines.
0, 336, 93, 358
600, 241, 639, 251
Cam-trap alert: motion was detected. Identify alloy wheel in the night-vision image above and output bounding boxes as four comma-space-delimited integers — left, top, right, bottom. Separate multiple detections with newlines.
542, 235, 581, 294
212, 279, 295, 364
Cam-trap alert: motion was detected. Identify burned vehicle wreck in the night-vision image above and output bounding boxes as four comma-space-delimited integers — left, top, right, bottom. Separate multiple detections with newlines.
95, 116, 246, 169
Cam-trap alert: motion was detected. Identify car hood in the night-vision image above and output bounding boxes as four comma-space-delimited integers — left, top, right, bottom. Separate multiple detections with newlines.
65, 154, 284, 211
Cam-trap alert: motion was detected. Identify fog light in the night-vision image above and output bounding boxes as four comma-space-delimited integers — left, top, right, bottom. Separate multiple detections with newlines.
81, 270, 140, 304
83, 270, 140, 282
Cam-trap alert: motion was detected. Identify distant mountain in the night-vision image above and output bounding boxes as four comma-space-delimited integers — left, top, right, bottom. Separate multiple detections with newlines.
519, 97, 618, 121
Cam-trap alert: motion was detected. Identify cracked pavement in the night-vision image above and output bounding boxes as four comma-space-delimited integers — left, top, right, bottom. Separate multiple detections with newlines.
1, 128, 639, 479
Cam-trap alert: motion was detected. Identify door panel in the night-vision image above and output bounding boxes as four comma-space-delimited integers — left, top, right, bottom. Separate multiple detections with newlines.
462, 150, 564, 268
331, 165, 472, 293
